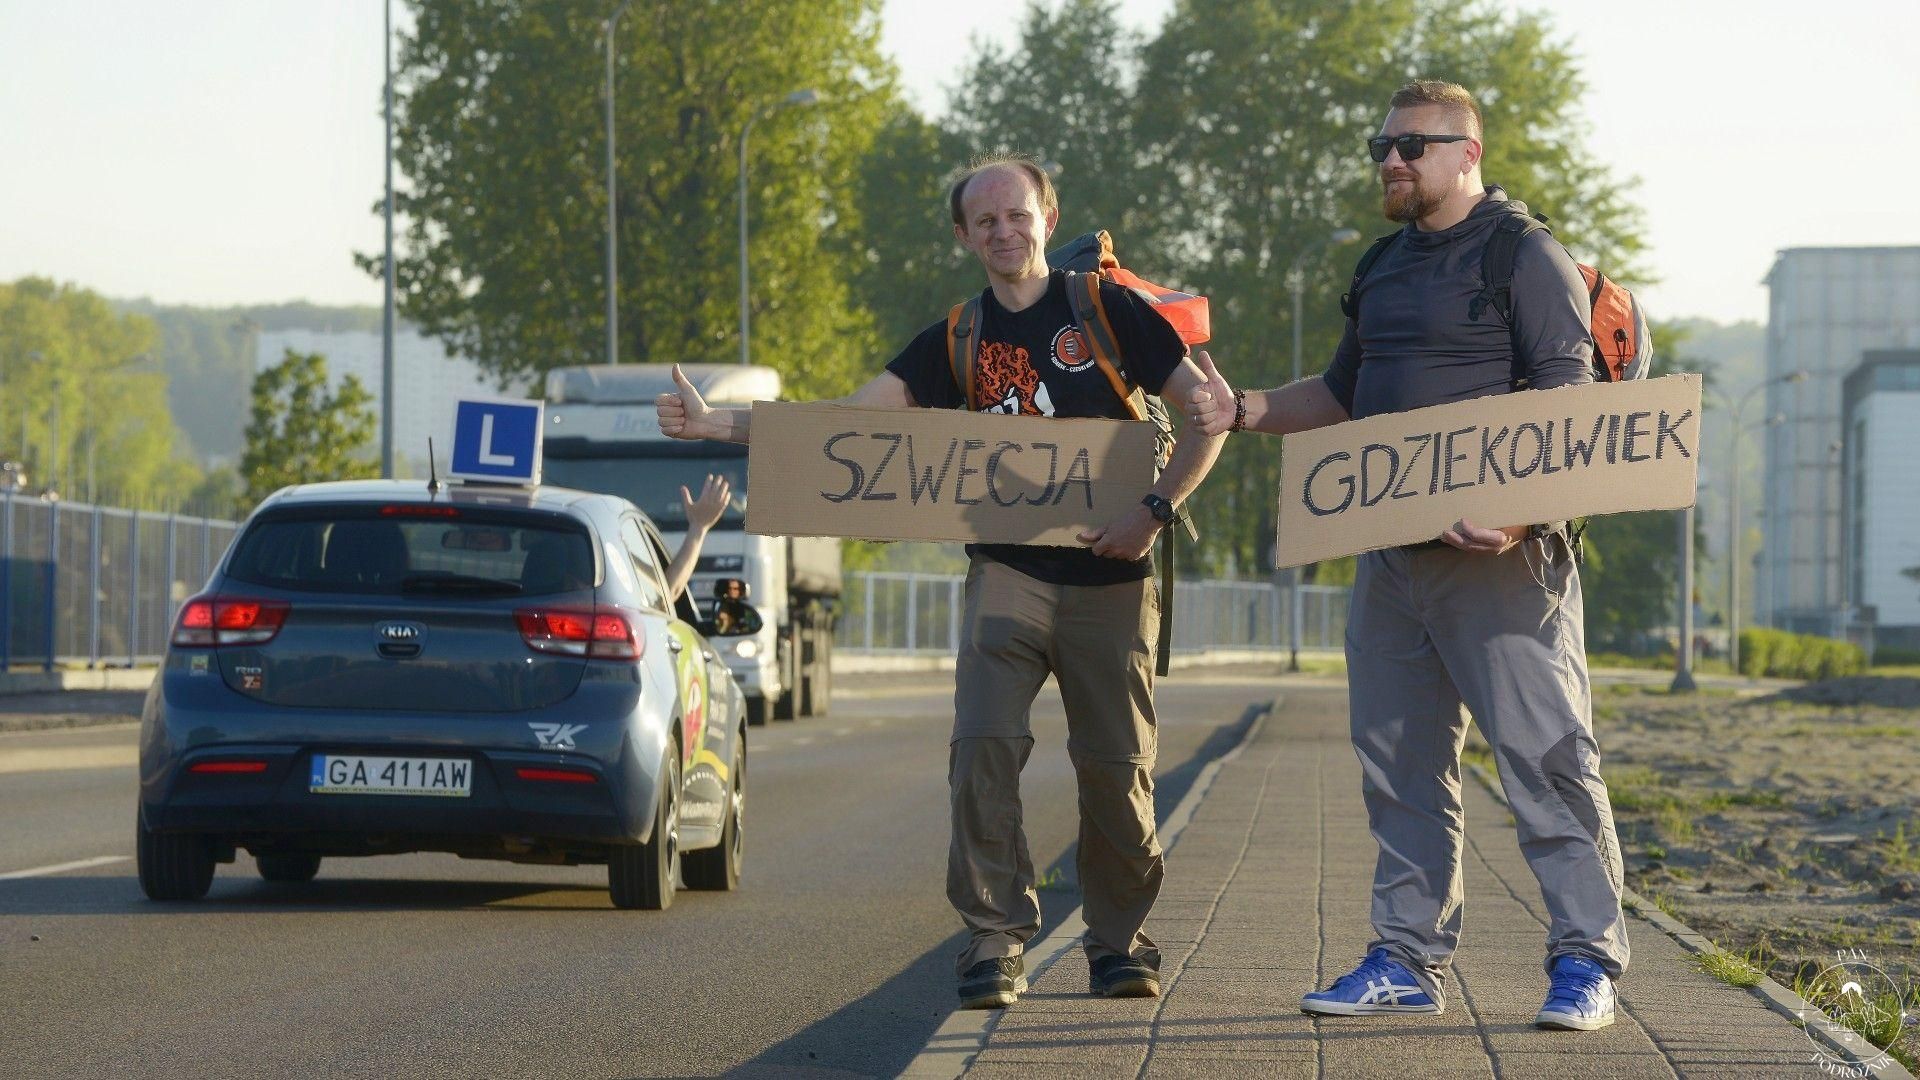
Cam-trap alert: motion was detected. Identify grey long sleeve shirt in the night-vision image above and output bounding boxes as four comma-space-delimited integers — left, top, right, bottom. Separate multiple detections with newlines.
1322, 187, 1594, 421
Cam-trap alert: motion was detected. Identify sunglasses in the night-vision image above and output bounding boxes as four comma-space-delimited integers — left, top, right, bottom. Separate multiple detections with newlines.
1367, 133, 1471, 163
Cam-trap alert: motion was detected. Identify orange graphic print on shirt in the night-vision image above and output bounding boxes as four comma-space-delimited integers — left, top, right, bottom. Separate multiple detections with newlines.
976, 342, 1054, 416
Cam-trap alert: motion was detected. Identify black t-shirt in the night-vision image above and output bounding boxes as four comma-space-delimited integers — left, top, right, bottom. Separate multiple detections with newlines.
885, 269, 1186, 586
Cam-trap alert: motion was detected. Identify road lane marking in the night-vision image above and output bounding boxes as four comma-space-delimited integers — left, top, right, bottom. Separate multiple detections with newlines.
0, 745, 139, 775
0, 855, 130, 881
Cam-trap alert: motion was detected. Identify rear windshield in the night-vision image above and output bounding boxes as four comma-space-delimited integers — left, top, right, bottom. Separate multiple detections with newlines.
224, 505, 596, 596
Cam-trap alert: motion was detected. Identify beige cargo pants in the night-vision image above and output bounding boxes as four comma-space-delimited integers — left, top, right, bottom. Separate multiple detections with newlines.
948, 554, 1164, 976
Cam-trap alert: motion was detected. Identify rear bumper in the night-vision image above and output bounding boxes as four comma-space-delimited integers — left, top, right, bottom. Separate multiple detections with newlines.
139, 660, 669, 854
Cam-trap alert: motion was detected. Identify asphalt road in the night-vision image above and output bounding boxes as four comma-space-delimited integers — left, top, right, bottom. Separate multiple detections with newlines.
0, 667, 1285, 1079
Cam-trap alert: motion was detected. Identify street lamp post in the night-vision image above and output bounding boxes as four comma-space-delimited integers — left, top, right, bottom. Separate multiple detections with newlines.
1671, 504, 1697, 691
381, 0, 396, 476
738, 89, 820, 366
1281, 227, 1362, 670
602, 1, 635, 367
1722, 370, 1807, 675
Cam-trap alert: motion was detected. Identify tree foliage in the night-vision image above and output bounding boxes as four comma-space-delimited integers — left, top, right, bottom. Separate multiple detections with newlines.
0, 278, 203, 509
240, 350, 379, 505
379, 0, 898, 399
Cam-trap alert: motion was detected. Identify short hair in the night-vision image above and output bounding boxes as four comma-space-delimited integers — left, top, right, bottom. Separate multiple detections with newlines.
1388, 80, 1483, 139
948, 152, 1058, 226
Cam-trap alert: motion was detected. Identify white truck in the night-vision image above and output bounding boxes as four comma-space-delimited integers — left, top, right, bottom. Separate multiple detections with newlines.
542, 364, 841, 725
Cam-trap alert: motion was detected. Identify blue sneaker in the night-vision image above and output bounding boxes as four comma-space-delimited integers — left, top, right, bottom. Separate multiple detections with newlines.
1535, 954, 1616, 1030
1300, 948, 1442, 1015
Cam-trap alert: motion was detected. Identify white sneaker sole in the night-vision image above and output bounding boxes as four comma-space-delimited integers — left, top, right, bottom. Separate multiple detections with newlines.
1301, 997, 1443, 1016
1535, 1008, 1615, 1030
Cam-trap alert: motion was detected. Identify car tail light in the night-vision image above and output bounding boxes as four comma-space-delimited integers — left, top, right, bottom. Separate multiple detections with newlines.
189, 760, 269, 774
514, 608, 641, 660
172, 596, 291, 647
515, 767, 598, 784
379, 504, 459, 518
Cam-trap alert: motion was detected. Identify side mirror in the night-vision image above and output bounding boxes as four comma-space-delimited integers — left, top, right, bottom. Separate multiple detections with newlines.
702, 598, 764, 638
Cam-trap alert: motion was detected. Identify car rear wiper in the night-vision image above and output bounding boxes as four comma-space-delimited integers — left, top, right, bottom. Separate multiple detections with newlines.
400, 573, 524, 594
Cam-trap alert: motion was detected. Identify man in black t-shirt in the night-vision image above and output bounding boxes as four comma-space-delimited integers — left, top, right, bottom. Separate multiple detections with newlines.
657, 153, 1225, 1009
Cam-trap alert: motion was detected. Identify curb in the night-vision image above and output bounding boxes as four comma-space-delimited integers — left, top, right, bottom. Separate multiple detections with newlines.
831, 649, 1339, 676
1465, 760, 1914, 1080
900, 698, 1277, 1079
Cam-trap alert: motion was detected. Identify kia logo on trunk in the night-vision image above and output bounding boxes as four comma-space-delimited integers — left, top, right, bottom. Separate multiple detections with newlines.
377, 621, 424, 641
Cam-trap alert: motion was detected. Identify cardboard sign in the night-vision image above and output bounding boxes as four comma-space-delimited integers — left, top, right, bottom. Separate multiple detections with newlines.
746, 401, 1156, 545
1275, 374, 1702, 568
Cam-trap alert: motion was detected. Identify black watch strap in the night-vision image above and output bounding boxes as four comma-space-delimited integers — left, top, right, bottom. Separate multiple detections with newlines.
1142, 493, 1177, 525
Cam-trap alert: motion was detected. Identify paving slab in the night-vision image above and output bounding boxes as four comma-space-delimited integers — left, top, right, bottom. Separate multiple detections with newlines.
932, 686, 1910, 1079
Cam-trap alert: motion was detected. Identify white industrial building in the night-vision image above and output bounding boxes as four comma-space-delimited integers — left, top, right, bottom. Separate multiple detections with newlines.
255, 326, 501, 476
1760, 247, 1920, 637
1842, 351, 1920, 651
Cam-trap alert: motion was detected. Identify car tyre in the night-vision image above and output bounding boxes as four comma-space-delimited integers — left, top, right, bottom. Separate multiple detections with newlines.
137, 808, 215, 902
256, 853, 322, 883
745, 695, 768, 727
683, 733, 744, 891
609, 748, 679, 910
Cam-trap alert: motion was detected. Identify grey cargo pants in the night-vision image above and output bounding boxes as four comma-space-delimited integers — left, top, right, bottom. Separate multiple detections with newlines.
947, 555, 1163, 976
1346, 536, 1628, 1004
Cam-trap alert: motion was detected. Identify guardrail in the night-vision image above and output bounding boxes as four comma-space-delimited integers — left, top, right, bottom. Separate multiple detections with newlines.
0, 491, 238, 670
833, 570, 1349, 656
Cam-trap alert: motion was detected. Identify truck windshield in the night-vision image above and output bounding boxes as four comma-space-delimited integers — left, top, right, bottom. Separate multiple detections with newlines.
543, 454, 748, 530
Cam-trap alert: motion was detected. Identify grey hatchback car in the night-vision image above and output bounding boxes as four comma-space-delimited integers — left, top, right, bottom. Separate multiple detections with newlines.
137, 479, 752, 909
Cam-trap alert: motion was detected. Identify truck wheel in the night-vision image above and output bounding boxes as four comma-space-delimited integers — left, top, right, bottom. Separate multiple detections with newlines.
745, 695, 768, 727
256, 853, 321, 883
137, 808, 215, 901
805, 625, 831, 717
682, 734, 744, 891
609, 749, 679, 910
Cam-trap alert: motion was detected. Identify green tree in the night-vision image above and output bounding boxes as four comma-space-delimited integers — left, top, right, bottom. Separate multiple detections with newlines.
377, 0, 899, 399
0, 277, 203, 509
240, 350, 379, 505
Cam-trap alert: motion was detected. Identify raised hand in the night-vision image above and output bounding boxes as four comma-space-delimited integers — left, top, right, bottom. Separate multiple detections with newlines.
655, 364, 721, 441
1188, 350, 1236, 437
681, 474, 733, 533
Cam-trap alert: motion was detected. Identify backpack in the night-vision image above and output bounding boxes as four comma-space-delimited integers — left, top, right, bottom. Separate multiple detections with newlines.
1339, 209, 1651, 389
944, 230, 1204, 674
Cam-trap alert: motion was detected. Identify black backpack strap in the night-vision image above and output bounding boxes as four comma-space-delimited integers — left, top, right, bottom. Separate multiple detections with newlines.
945, 296, 982, 410
1339, 233, 1399, 320
1471, 213, 1553, 389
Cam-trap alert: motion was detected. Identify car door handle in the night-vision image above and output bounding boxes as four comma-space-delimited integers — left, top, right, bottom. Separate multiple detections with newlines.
701, 650, 714, 661
667, 638, 683, 653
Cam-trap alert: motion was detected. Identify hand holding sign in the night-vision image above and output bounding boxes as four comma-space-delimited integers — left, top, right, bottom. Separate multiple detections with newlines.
1076, 502, 1160, 561
1439, 517, 1526, 556
1189, 351, 1235, 437
656, 364, 723, 441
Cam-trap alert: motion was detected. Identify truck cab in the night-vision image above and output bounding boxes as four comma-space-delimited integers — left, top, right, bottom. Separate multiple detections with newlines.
541, 364, 840, 724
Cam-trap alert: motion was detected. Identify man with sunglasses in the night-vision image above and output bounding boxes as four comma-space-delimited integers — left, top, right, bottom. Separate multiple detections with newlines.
1189, 80, 1627, 1031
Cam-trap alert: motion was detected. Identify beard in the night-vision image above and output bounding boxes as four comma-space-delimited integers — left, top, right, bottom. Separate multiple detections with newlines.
1382, 177, 1441, 223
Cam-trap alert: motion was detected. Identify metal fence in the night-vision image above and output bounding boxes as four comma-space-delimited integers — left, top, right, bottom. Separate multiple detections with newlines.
834, 570, 1349, 656
1, 491, 238, 670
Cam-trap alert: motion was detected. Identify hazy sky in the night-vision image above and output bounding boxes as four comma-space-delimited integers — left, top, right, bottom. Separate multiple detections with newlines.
1, 0, 1913, 326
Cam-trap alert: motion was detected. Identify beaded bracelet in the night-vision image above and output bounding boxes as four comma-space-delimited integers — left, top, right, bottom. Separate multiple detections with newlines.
1230, 388, 1247, 432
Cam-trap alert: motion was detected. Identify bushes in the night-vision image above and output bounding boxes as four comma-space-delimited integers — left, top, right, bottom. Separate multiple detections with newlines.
1737, 628, 1866, 680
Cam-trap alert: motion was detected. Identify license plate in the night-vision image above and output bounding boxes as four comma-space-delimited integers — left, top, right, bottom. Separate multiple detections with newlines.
309, 755, 472, 797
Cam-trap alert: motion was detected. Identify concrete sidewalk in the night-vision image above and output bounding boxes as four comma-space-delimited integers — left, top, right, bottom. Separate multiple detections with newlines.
940, 687, 1905, 1078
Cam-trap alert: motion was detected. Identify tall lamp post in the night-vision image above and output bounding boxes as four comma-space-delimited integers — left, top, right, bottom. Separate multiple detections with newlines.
1281, 227, 1362, 670
738, 89, 821, 366
1721, 369, 1807, 675
381, 0, 396, 476
601, 1, 636, 367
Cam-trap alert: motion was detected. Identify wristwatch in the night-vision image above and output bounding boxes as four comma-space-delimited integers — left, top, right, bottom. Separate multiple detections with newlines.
1141, 493, 1178, 526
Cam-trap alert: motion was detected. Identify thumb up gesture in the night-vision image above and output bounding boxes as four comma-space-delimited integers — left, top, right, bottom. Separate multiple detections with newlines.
1185, 350, 1237, 437
655, 364, 720, 441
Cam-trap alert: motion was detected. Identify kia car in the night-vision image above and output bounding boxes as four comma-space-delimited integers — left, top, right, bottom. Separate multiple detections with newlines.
136, 479, 753, 909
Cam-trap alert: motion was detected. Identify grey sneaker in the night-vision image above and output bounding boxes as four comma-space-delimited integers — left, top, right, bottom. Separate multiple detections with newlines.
958, 956, 1027, 1009
1089, 955, 1161, 998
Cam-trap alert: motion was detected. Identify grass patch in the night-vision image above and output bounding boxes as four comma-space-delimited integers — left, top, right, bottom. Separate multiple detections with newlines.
1781, 724, 1918, 739
1692, 945, 1766, 989
1644, 890, 1683, 921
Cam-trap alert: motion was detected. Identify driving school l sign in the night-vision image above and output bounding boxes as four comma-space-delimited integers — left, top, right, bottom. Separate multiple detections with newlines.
744, 401, 1156, 545
1275, 374, 1702, 568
